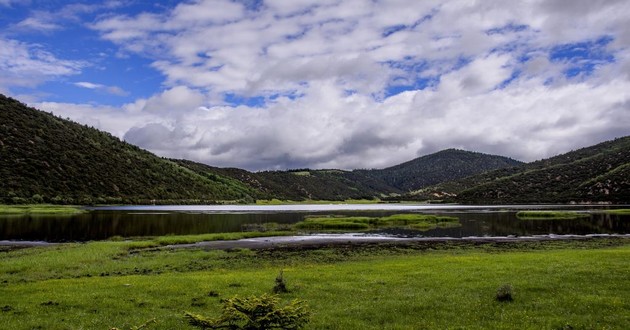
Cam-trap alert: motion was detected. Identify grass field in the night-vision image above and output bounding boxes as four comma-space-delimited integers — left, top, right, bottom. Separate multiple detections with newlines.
1, 238, 629, 329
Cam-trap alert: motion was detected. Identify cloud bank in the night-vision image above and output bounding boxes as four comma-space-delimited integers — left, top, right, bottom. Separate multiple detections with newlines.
18, 0, 630, 170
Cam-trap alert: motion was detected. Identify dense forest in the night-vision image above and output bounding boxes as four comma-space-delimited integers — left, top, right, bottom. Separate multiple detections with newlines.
1, 93, 629, 204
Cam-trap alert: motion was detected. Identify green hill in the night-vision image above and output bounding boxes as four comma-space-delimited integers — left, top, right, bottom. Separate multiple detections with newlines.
0, 94, 256, 204
419, 137, 630, 204
364, 149, 523, 192
173, 160, 402, 201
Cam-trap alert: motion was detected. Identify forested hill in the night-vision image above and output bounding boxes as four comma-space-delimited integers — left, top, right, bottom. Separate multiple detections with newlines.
419, 136, 630, 204
173, 160, 402, 201
0, 94, 257, 204
363, 149, 523, 192
173, 150, 523, 201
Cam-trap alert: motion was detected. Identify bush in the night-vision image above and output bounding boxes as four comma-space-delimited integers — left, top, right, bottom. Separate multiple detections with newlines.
272, 270, 289, 294
185, 294, 310, 330
495, 284, 514, 302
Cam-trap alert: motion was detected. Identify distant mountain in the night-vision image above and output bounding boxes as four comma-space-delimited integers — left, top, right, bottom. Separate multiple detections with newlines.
419, 136, 630, 204
363, 149, 523, 192
0, 94, 256, 204
174, 149, 523, 201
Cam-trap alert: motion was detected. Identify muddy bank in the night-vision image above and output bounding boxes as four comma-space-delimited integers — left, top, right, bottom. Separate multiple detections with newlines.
0, 240, 57, 252
166, 233, 630, 250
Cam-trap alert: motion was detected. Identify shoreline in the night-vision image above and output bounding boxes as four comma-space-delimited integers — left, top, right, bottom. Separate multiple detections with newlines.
2, 233, 629, 251
165, 233, 630, 250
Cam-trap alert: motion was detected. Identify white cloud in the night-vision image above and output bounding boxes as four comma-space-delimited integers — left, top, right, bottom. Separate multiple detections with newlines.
74, 81, 128, 96
21, 0, 630, 170
14, 17, 61, 31
0, 38, 83, 90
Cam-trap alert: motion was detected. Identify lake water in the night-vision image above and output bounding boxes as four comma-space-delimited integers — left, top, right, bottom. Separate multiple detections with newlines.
1, 204, 629, 242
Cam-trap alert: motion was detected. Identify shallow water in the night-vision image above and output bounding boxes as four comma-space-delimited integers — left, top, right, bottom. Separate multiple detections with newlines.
0, 204, 628, 242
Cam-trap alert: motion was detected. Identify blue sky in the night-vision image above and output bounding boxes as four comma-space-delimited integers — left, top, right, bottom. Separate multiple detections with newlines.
1, 0, 629, 170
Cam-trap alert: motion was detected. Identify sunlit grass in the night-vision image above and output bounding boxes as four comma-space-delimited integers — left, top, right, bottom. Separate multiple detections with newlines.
0, 239, 628, 329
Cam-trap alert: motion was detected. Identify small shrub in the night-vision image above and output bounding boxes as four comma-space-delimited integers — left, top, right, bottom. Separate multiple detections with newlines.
185, 294, 310, 330
495, 284, 514, 302
273, 270, 289, 294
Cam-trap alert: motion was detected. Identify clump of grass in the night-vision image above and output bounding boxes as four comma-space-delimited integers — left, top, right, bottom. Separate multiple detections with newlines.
294, 214, 459, 231
495, 284, 514, 302
516, 211, 591, 220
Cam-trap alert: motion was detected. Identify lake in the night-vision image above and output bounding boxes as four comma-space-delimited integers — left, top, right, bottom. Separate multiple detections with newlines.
1, 204, 629, 242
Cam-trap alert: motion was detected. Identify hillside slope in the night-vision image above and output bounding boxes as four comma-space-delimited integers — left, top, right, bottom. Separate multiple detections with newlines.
0, 94, 256, 204
365, 149, 523, 192
422, 137, 630, 204
174, 160, 402, 201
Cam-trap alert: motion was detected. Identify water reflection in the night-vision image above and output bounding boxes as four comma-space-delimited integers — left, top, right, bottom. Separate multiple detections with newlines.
1, 208, 629, 242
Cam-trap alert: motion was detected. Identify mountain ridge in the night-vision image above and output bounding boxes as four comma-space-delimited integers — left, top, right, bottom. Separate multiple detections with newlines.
1, 93, 628, 204
416, 136, 630, 204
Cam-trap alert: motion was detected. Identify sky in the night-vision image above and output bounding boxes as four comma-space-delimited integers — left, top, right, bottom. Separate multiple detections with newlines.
1, 0, 629, 171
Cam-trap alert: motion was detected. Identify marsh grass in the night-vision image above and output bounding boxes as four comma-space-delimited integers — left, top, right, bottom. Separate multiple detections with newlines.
294, 213, 460, 230
516, 211, 591, 220
0, 204, 85, 215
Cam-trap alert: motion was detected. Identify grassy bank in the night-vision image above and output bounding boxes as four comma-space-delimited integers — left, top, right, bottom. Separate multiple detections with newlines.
0, 204, 85, 215
515, 210, 591, 220
1, 238, 628, 329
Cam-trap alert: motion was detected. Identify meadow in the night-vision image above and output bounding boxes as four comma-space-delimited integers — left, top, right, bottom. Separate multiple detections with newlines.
1, 237, 628, 329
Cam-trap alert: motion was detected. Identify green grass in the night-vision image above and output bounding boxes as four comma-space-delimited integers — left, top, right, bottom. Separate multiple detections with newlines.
294, 214, 460, 230
603, 209, 630, 215
0, 204, 85, 215
516, 210, 591, 220
0, 239, 628, 329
